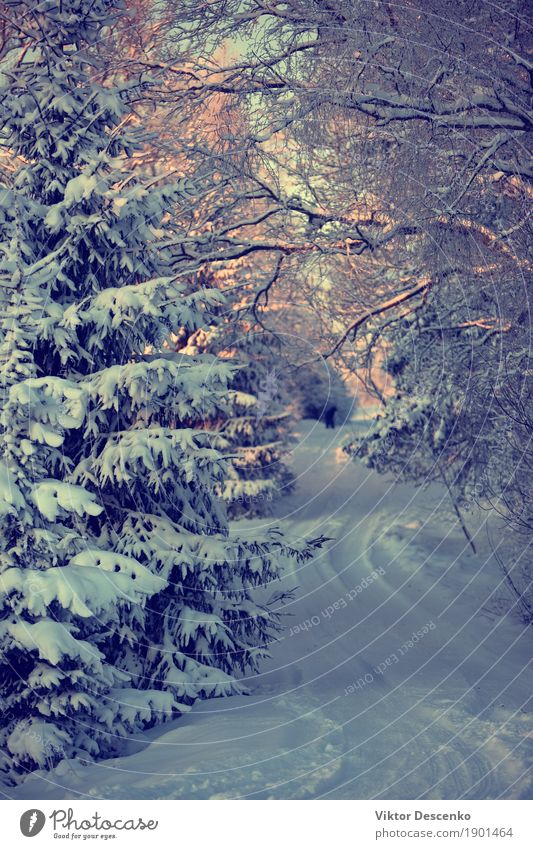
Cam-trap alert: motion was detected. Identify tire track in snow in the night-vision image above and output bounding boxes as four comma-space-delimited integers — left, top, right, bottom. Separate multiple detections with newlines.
6, 421, 532, 800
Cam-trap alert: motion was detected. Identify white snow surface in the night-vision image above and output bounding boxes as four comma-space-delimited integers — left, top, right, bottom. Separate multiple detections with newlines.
5, 419, 532, 800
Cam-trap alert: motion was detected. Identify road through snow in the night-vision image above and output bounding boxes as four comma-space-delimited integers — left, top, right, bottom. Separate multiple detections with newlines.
6, 420, 532, 800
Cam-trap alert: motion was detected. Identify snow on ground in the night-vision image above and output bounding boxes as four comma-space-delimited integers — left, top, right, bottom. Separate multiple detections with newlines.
5, 419, 532, 800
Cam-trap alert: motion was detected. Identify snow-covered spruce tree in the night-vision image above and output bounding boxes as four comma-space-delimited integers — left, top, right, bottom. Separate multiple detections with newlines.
0, 0, 320, 782
174, 267, 295, 518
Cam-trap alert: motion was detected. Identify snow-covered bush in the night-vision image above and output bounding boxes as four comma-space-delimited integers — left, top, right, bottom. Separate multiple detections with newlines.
344, 296, 533, 617
0, 0, 320, 783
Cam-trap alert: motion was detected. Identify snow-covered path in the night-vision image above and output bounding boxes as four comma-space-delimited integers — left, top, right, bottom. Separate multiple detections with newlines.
7, 421, 532, 800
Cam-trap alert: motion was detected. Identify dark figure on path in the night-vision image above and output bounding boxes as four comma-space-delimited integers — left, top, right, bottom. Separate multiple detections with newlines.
324, 405, 337, 428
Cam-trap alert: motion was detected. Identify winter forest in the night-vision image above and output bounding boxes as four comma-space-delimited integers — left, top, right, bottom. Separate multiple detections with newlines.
0, 0, 531, 802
